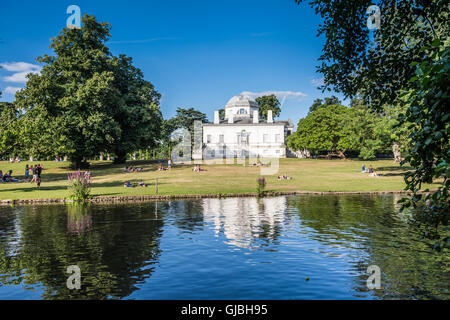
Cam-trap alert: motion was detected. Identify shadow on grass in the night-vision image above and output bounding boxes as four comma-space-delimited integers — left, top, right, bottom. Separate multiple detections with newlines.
0, 184, 68, 193
375, 166, 412, 171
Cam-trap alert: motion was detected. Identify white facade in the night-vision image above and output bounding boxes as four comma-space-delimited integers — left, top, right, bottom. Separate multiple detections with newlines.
201, 94, 294, 159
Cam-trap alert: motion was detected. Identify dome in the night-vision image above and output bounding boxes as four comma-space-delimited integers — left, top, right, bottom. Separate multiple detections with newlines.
225, 94, 259, 109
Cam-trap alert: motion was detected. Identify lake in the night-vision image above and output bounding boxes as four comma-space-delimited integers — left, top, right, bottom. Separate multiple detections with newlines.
0, 194, 448, 300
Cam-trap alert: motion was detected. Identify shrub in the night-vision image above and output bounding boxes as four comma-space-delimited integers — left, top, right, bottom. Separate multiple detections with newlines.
67, 170, 92, 202
256, 177, 266, 197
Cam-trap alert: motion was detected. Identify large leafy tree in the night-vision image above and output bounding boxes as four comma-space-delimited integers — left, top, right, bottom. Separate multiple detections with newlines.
287, 104, 354, 158
255, 94, 281, 120
308, 95, 341, 114
108, 55, 162, 163
345, 99, 410, 161
0, 102, 23, 159
14, 15, 162, 167
169, 107, 208, 134
295, 0, 448, 108
295, 0, 449, 245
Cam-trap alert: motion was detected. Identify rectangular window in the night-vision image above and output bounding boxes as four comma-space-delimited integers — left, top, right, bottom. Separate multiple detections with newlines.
263, 134, 268, 143
219, 134, 224, 143
207, 135, 212, 143
275, 134, 281, 143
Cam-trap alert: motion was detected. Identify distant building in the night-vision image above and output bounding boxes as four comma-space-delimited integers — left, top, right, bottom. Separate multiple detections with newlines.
200, 94, 294, 159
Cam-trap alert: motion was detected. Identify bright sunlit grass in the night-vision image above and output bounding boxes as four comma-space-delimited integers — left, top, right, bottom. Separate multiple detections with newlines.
0, 158, 439, 200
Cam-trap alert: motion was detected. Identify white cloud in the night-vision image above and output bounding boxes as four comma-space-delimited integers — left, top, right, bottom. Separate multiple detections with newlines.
241, 90, 307, 99
0, 62, 40, 72
241, 90, 307, 109
310, 77, 324, 86
1, 61, 42, 83
3, 86, 22, 95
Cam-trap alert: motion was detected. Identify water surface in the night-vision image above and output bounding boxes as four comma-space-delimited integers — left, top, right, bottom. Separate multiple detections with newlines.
0, 195, 448, 299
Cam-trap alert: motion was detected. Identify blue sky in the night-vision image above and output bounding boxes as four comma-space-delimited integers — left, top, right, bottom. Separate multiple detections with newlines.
0, 0, 349, 124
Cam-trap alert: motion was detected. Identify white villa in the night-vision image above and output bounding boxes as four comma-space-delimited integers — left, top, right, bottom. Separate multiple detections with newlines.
200, 94, 294, 159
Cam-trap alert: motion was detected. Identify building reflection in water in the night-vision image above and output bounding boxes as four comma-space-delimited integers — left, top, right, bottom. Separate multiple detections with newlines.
202, 196, 290, 249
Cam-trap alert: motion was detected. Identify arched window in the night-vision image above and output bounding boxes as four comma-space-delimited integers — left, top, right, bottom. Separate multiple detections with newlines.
238, 108, 247, 114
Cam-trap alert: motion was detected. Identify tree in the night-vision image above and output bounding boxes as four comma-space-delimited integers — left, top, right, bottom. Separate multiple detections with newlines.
295, 0, 449, 245
170, 107, 208, 134
398, 40, 449, 247
108, 55, 163, 163
344, 98, 410, 161
295, 0, 448, 109
308, 98, 323, 114
0, 102, 23, 158
255, 94, 281, 120
287, 104, 354, 158
218, 108, 225, 120
14, 15, 162, 167
308, 95, 342, 114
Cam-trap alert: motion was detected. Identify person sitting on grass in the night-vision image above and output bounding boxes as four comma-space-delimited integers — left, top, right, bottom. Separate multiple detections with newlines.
157, 165, 166, 171
368, 165, 373, 173
278, 173, 292, 180
124, 181, 134, 188
369, 170, 379, 177
138, 181, 147, 187
193, 164, 207, 172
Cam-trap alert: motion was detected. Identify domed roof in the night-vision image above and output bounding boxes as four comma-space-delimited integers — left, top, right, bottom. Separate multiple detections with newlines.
225, 94, 259, 109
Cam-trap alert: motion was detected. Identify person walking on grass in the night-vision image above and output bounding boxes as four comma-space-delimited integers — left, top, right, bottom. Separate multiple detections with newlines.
30, 165, 38, 184
25, 164, 30, 179
37, 164, 42, 178
168, 158, 172, 170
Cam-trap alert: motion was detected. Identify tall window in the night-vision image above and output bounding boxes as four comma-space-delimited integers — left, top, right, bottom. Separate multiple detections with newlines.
219, 134, 224, 143
275, 134, 281, 143
263, 134, 268, 143
207, 135, 212, 143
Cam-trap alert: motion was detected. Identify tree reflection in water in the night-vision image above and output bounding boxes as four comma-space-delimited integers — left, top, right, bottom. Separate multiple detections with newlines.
0, 195, 448, 300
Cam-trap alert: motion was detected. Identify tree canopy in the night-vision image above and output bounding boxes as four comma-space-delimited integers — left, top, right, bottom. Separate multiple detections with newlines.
308, 95, 341, 114
295, 0, 449, 246
287, 104, 354, 158
255, 94, 281, 120
14, 14, 162, 167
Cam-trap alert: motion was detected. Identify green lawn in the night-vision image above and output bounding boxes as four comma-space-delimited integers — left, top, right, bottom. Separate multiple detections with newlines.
0, 158, 438, 200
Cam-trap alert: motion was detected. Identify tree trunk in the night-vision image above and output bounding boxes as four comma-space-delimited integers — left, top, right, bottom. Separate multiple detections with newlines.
392, 142, 401, 163
114, 151, 127, 164
99, 153, 104, 161
337, 150, 346, 159
71, 157, 83, 169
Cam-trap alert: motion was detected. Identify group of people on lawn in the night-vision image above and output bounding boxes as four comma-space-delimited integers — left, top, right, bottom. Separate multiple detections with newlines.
0, 164, 44, 188
361, 164, 379, 177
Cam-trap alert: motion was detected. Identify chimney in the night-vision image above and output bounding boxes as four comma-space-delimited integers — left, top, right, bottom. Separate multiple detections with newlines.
253, 110, 259, 123
267, 110, 273, 123
214, 110, 219, 124
228, 114, 234, 123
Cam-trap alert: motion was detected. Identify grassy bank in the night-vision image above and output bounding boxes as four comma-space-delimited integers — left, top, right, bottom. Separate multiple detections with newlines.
0, 158, 438, 200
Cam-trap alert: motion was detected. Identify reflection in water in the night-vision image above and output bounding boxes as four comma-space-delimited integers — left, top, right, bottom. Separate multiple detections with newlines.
66, 205, 92, 235
202, 197, 289, 248
0, 195, 448, 300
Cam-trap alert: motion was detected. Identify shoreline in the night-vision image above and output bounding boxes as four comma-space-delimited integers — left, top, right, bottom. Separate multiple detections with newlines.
0, 190, 417, 205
